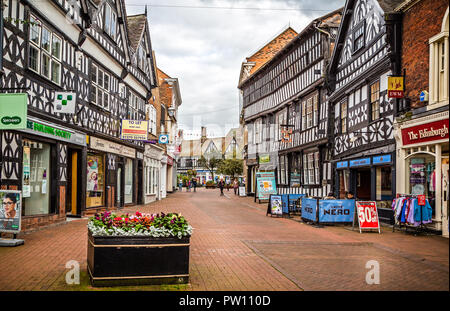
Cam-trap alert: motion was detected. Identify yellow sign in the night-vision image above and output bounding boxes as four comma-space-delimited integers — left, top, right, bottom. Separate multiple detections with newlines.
387, 76, 404, 98
388, 76, 404, 91
120, 120, 149, 141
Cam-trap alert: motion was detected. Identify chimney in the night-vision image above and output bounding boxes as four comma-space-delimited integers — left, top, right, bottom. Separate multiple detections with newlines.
201, 127, 207, 144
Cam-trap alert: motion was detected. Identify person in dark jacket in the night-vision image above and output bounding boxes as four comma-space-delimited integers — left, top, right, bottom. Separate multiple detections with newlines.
218, 179, 225, 196
192, 178, 197, 192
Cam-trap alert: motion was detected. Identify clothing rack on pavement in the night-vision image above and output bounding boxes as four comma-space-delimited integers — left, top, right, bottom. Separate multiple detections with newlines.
392, 194, 431, 235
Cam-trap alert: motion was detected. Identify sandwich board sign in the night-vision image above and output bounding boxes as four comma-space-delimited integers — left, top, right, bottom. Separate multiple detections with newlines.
356, 201, 381, 233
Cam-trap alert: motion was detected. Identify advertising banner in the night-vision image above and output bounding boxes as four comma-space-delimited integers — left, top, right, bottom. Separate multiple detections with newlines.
0, 93, 27, 130
281, 194, 289, 214
269, 195, 283, 215
256, 171, 277, 200
0, 190, 22, 233
319, 199, 355, 223
22, 146, 31, 198
120, 120, 149, 141
356, 201, 380, 233
239, 186, 246, 197
301, 198, 318, 222
87, 157, 99, 192
288, 194, 305, 212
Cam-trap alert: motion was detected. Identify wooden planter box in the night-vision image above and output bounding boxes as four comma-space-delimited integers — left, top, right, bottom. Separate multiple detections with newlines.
87, 231, 190, 287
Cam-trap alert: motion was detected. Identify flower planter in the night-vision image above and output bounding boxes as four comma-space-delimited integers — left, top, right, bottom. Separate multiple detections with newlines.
87, 231, 190, 287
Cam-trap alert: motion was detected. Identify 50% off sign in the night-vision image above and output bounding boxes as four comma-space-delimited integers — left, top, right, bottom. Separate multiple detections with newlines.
356, 201, 381, 234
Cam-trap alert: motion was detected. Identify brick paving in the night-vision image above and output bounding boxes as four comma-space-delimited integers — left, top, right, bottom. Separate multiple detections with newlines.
0, 187, 448, 291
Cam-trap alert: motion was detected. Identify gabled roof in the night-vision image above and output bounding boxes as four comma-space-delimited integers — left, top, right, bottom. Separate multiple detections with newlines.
328, 0, 403, 78
126, 14, 147, 51
238, 26, 298, 88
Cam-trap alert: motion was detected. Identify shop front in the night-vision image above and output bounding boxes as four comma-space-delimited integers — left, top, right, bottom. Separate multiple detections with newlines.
394, 111, 449, 236
17, 117, 86, 229
335, 152, 395, 224
160, 156, 167, 199
87, 136, 136, 211
245, 158, 258, 196
166, 155, 174, 193
144, 144, 163, 204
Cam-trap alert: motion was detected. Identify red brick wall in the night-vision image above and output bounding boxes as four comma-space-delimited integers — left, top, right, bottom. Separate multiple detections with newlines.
402, 0, 448, 108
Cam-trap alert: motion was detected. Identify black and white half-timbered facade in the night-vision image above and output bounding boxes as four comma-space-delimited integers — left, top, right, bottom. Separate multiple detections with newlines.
327, 0, 402, 223
0, 0, 157, 230
240, 9, 342, 197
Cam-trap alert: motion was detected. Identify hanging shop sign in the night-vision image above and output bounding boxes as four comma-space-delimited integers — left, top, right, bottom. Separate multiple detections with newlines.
356, 201, 381, 233
89, 136, 136, 159
0, 93, 27, 130
259, 154, 270, 164
281, 128, 293, 143
290, 172, 301, 187
120, 120, 149, 141
256, 171, 277, 200
318, 199, 355, 223
269, 195, 283, 215
54, 92, 76, 114
21, 117, 86, 146
349, 158, 371, 167
167, 156, 174, 166
0, 190, 22, 234
159, 134, 169, 144
387, 76, 404, 98
301, 197, 318, 222
401, 119, 449, 146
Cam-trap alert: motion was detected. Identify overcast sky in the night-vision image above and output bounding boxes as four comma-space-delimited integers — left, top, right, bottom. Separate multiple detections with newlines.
126, 0, 344, 139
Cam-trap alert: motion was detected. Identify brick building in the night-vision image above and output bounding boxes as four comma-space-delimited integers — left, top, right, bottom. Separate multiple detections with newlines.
393, 0, 449, 237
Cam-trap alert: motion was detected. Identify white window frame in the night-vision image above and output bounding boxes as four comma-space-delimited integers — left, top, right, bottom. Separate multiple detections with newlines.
28, 15, 62, 85
104, 4, 117, 40
91, 64, 110, 110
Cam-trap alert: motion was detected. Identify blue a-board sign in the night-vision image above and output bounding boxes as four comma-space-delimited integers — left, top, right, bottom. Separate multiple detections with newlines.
318, 199, 355, 223
281, 195, 289, 214
301, 198, 318, 222
288, 194, 305, 212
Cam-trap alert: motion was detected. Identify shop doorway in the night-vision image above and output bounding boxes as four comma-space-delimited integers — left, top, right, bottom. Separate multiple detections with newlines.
117, 162, 124, 208
67, 148, 81, 216
355, 168, 371, 200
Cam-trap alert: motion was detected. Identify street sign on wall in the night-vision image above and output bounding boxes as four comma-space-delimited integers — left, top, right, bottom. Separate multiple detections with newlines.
0, 93, 27, 130
159, 134, 169, 144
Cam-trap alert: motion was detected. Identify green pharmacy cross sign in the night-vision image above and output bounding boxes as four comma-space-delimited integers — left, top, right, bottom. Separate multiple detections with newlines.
0, 93, 28, 130
54, 92, 76, 114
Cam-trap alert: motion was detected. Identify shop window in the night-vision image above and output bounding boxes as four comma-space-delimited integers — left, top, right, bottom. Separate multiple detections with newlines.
124, 158, 133, 204
22, 140, 51, 216
338, 170, 350, 199
406, 155, 436, 216
376, 166, 392, 200
86, 154, 105, 208
370, 81, 380, 121
28, 15, 62, 85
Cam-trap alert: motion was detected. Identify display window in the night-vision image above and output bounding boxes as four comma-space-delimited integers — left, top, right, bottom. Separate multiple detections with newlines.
376, 166, 393, 200
86, 153, 105, 208
124, 158, 133, 204
406, 155, 436, 216
22, 139, 51, 216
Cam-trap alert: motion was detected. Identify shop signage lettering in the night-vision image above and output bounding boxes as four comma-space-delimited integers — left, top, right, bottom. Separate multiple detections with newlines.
402, 119, 449, 146
356, 201, 380, 233
1, 116, 22, 125
90, 136, 136, 159
27, 121, 72, 139
319, 199, 355, 223
372, 155, 391, 165
336, 161, 348, 169
349, 158, 371, 167
0, 93, 27, 130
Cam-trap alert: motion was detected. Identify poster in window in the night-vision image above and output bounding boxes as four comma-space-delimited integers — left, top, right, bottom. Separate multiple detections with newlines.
0, 190, 22, 233
23, 146, 31, 198
87, 157, 99, 192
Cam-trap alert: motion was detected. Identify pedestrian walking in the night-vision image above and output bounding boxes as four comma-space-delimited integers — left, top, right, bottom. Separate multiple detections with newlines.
192, 178, 197, 192
233, 179, 239, 195
187, 180, 191, 192
218, 178, 225, 196
179, 180, 183, 192
226, 179, 230, 191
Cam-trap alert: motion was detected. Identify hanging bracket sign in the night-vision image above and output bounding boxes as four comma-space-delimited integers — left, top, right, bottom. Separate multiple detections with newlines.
356, 201, 381, 234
